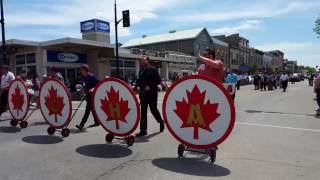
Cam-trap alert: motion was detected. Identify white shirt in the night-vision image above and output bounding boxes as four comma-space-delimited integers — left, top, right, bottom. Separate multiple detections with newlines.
280, 74, 288, 81
1, 71, 15, 89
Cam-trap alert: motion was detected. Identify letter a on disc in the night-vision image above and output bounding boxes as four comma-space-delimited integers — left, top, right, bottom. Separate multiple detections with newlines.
162, 75, 236, 149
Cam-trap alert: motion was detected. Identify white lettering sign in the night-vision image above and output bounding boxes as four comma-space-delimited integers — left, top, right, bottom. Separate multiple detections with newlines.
81, 22, 95, 31
57, 53, 79, 63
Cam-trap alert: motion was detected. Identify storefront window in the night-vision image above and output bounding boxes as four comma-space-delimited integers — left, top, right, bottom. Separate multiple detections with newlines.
111, 59, 137, 83
16, 54, 26, 65
26, 53, 36, 64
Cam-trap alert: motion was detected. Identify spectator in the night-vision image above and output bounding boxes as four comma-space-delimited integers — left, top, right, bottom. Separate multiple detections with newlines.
314, 73, 320, 115
0, 66, 15, 117
225, 71, 238, 100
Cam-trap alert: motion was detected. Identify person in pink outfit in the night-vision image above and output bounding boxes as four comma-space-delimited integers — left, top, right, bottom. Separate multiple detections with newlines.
197, 48, 225, 83
314, 73, 320, 115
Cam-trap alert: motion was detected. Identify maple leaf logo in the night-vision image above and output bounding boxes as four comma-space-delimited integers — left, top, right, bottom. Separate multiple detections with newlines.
100, 86, 130, 129
44, 86, 65, 122
11, 85, 24, 116
174, 85, 220, 140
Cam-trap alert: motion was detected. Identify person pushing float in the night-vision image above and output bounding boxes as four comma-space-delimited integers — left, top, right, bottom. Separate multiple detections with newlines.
162, 48, 236, 163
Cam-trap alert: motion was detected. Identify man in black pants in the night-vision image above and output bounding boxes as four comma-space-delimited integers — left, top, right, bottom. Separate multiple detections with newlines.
76, 64, 100, 130
136, 56, 165, 137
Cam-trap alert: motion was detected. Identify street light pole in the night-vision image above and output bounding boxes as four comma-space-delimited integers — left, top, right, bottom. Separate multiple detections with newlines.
114, 0, 120, 78
0, 0, 6, 66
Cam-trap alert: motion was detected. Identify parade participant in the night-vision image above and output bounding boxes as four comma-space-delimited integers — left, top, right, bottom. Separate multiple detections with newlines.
0, 65, 15, 117
135, 56, 165, 137
314, 73, 320, 115
197, 48, 225, 150
260, 73, 267, 91
76, 64, 100, 130
225, 70, 238, 100
49, 66, 65, 84
198, 48, 224, 83
280, 72, 289, 92
30, 69, 41, 108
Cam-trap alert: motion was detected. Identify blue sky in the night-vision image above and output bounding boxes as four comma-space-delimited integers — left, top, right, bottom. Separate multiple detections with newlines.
3, 0, 320, 67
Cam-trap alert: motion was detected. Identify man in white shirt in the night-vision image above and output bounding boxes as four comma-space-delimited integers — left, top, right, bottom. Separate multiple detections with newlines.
0, 66, 15, 116
280, 72, 289, 92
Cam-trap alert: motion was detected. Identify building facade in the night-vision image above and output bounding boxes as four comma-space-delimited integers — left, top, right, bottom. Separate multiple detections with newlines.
268, 50, 284, 71
214, 34, 251, 73
211, 37, 230, 70
250, 48, 264, 71
122, 28, 212, 56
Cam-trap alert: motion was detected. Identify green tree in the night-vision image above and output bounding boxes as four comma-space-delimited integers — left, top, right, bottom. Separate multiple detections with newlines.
249, 64, 257, 74
314, 16, 320, 38
304, 66, 317, 73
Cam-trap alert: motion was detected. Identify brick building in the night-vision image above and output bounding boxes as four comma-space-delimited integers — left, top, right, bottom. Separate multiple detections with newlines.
214, 34, 251, 73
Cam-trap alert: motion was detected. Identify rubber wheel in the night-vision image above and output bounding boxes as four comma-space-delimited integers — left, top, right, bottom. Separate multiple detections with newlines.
126, 136, 135, 146
20, 121, 28, 129
105, 134, 114, 143
209, 149, 217, 164
47, 127, 56, 135
178, 144, 185, 158
10, 119, 18, 127
61, 128, 70, 137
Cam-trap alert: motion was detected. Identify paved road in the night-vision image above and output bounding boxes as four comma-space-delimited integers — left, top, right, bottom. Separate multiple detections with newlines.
0, 81, 319, 180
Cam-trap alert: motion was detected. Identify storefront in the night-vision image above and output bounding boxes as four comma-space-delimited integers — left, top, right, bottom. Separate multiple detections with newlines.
6, 38, 114, 83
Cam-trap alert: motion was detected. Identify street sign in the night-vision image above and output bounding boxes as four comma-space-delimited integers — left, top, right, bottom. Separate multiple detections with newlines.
163, 75, 236, 149
39, 78, 72, 128
92, 78, 140, 137
8, 79, 30, 121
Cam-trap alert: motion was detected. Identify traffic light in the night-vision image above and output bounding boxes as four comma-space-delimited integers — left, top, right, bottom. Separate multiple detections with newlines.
122, 10, 130, 27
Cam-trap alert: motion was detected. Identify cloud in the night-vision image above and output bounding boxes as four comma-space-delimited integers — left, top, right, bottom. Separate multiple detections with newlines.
173, 1, 320, 23
5, 0, 181, 39
255, 42, 320, 66
211, 20, 261, 35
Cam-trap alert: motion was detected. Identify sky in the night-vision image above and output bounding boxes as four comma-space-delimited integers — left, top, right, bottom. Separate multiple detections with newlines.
2, 0, 320, 67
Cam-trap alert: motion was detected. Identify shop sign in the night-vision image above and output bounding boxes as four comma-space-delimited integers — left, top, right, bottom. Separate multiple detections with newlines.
81, 19, 110, 33
47, 50, 87, 63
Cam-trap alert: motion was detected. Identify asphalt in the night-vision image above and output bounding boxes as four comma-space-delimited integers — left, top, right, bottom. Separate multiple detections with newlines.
0, 80, 319, 180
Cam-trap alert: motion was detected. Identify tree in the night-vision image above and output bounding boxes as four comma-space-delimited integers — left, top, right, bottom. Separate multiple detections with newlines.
314, 16, 320, 38
249, 64, 258, 74
304, 66, 317, 74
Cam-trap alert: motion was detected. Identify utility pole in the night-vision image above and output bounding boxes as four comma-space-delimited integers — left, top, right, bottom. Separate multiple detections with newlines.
114, 0, 130, 78
114, 0, 120, 77
0, 0, 6, 66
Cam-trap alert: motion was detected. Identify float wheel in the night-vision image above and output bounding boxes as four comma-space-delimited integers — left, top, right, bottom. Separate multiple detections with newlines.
20, 121, 28, 129
61, 128, 70, 137
209, 149, 217, 164
126, 136, 135, 146
10, 119, 18, 127
105, 134, 114, 143
47, 126, 56, 135
178, 144, 185, 158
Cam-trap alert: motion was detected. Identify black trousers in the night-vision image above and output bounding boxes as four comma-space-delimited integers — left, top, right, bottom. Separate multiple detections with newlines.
316, 90, 320, 109
261, 82, 266, 91
0, 90, 9, 113
139, 91, 163, 132
79, 94, 98, 127
282, 80, 288, 92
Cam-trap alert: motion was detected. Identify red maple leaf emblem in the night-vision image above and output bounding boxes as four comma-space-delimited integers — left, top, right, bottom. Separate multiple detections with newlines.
100, 86, 130, 129
11, 85, 24, 116
174, 85, 220, 139
44, 86, 65, 122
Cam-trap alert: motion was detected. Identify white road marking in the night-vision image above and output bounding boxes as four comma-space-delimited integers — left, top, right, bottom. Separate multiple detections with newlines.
237, 122, 320, 132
